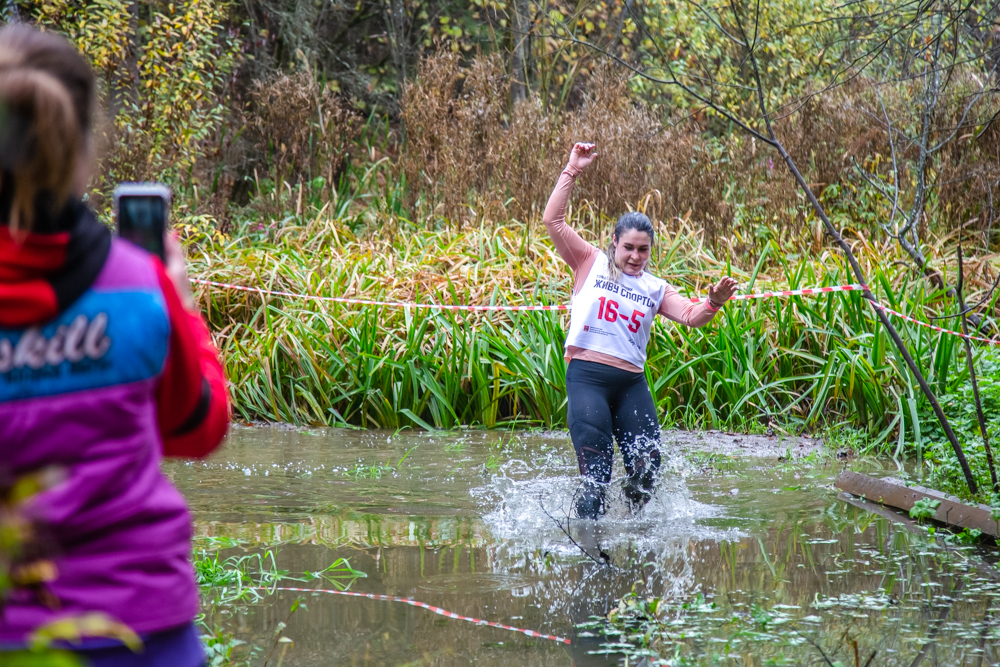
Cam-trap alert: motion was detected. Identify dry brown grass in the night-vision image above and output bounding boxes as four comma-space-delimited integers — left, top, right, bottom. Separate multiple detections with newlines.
398, 52, 1000, 259
399, 53, 779, 251
935, 94, 1000, 242
400, 51, 560, 223
399, 54, 733, 239
144, 49, 997, 266
246, 70, 360, 187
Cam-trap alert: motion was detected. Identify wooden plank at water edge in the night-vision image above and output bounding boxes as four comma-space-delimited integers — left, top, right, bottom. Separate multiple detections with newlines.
835, 471, 999, 538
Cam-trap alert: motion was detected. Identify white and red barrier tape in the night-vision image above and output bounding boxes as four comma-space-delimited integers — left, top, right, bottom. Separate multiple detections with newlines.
256, 586, 572, 645
190, 279, 568, 311
191, 278, 1000, 346
686, 283, 866, 303
867, 300, 1000, 346
189, 279, 866, 311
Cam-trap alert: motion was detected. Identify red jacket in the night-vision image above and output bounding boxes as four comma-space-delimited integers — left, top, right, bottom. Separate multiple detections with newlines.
0, 201, 229, 639
0, 202, 228, 455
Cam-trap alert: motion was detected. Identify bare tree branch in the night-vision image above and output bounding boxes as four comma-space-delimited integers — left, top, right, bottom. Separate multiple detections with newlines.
728, 0, 980, 495
956, 242, 1000, 493
556, 33, 779, 146
538, 493, 615, 568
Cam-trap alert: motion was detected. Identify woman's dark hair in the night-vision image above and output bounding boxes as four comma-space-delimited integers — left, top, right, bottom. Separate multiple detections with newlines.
0, 24, 95, 233
605, 212, 655, 281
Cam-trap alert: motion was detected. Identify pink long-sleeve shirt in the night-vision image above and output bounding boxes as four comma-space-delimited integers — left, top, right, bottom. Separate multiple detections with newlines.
543, 165, 720, 372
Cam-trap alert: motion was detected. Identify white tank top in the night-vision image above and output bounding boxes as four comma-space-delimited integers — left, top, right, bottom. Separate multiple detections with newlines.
565, 256, 667, 368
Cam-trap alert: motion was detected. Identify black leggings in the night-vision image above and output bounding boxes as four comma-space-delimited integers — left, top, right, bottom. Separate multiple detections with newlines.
565, 359, 661, 485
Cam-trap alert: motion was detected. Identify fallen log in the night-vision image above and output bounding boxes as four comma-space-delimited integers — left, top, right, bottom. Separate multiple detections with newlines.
835, 471, 999, 538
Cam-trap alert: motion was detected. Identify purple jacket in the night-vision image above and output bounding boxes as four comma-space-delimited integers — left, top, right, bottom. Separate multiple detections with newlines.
0, 239, 199, 641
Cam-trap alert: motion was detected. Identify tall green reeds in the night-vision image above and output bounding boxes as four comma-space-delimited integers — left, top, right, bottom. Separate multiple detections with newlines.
188, 206, 998, 444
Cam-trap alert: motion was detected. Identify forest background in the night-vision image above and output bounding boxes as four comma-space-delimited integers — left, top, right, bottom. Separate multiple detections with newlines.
4, 0, 1000, 497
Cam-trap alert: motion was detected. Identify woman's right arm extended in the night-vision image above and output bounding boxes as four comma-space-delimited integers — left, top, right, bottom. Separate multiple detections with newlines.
543, 143, 599, 272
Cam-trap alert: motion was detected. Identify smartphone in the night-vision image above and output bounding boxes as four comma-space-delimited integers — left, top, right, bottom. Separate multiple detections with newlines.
114, 183, 171, 261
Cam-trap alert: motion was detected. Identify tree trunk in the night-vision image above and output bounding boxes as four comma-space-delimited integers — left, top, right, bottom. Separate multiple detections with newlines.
385, 0, 407, 93
510, 0, 530, 105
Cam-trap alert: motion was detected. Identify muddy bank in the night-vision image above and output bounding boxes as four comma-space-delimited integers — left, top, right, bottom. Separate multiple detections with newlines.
664, 429, 826, 458
233, 422, 828, 459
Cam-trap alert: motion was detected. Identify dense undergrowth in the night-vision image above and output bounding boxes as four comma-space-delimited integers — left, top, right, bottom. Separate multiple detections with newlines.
6, 4, 1000, 666
15, 0, 1000, 493
919, 351, 1000, 499
187, 192, 1000, 443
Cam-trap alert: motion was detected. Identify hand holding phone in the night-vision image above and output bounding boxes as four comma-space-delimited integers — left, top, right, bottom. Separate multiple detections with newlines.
114, 183, 170, 261
114, 183, 194, 309
164, 232, 195, 311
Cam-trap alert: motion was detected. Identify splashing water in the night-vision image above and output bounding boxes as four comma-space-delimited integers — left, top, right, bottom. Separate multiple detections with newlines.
166, 425, 1000, 666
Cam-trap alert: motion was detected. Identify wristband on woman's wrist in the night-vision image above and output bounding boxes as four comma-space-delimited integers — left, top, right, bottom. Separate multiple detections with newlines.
708, 296, 724, 310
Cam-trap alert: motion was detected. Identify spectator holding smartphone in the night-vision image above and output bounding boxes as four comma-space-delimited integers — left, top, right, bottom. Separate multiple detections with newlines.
0, 24, 228, 666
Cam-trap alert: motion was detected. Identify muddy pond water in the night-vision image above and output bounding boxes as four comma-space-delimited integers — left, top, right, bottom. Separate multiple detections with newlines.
164, 426, 1000, 666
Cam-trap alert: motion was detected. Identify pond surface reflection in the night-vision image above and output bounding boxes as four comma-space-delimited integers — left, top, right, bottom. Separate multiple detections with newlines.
164, 426, 1000, 666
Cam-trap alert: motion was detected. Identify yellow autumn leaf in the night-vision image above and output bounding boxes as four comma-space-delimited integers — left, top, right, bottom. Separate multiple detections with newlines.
31, 613, 142, 653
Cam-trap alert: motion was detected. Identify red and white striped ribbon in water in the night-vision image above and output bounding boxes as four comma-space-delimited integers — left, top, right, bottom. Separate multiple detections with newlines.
191, 278, 1000, 345
255, 586, 572, 645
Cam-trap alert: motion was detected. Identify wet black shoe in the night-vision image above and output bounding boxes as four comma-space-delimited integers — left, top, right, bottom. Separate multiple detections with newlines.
575, 480, 607, 520
623, 469, 655, 511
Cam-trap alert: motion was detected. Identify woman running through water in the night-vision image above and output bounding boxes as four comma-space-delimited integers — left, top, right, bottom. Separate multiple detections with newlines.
545, 142, 738, 519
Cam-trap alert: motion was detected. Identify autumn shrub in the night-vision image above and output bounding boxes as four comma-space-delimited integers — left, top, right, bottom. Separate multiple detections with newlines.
398, 48, 999, 260
933, 85, 1000, 239
30, 0, 240, 211
563, 65, 667, 215
400, 51, 561, 223
400, 54, 710, 228
244, 70, 360, 187
399, 52, 795, 251
805, 73, 1000, 247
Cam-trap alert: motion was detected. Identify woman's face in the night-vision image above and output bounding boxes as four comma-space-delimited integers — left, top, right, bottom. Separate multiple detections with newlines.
614, 228, 652, 276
